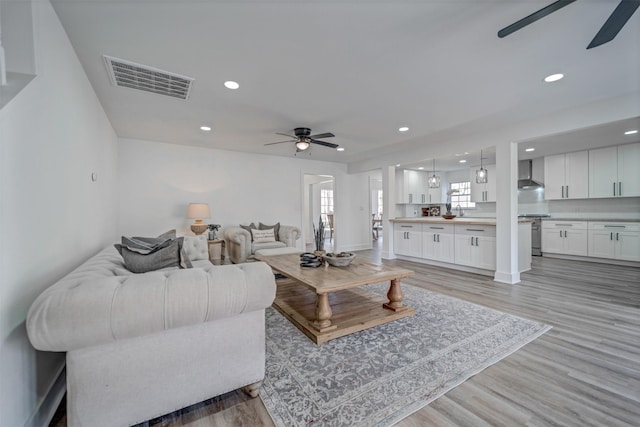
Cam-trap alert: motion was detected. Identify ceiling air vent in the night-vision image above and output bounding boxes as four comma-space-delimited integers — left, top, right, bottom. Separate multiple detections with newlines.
103, 55, 194, 100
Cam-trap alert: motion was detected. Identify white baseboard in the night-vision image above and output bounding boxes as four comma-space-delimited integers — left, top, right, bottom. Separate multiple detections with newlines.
543, 253, 640, 267
494, 270, 521, 285
340, 243, 372, 252
25, 365, 66, 427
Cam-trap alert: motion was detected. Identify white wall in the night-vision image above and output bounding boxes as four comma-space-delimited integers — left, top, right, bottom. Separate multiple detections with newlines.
0, 2, 119, 426
118, 139, 372, 252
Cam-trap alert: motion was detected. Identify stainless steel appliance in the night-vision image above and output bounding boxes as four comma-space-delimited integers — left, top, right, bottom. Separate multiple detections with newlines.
519, 214, 550, 256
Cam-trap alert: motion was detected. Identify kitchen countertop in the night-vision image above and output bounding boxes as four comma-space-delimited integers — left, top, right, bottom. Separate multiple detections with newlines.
542, 218, 640, 222
390, 217, 534, 225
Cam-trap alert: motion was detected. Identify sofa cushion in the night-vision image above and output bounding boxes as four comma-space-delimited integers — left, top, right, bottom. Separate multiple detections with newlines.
252, 241, 286, 252
259, 222, 280, 241
182, 235, 209, 261
251, 228, 276, 244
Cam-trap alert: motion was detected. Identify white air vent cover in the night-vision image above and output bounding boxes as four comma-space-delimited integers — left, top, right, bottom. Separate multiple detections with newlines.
103, 55, 194, 100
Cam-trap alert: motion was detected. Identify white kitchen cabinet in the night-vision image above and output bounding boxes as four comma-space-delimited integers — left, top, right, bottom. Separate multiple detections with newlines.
470, 164, 496, 202
394, 223, 422, 257
422, 224, 454, 263
589, 143, 640, 198
588, 222, 640, 262
541, 221, 588, 256
544, 151, 589, 200
453, 225, 496, 270
396, 170, 427, 204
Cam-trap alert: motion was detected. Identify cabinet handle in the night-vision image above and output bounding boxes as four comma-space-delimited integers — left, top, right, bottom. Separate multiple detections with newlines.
562, 186, 565, 198
433, 234, 436, 242
437, 234, 440, 243
566, 186, 569, 198
613, 182, 616, 196
616, 232, 619, 241
619, 182, 622, 196
466, 228, 485, 232
401, 225, 412, 228
471, 236, 475, 246
560, 230, 563, 238
610, 232, 613, 240
475, 237, 479, 246
564, 230, 567, 238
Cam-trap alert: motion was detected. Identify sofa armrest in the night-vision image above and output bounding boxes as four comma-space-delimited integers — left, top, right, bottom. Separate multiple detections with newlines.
279, 225, 301, 248
27, 258, 276, 352
223, 226, 252, 264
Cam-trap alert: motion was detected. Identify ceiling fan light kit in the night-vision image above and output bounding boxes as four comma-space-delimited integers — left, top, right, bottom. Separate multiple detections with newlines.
498, 0, 639, 50
265, 127, 339, 154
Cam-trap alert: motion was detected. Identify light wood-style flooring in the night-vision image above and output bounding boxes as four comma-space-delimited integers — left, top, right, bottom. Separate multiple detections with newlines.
51, 241, 640, 426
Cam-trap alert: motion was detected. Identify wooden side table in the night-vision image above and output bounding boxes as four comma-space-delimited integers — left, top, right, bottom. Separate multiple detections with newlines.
207, 239, 225, 265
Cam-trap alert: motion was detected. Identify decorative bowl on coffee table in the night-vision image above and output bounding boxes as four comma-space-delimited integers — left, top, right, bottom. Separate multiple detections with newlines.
323, 252, 356, 267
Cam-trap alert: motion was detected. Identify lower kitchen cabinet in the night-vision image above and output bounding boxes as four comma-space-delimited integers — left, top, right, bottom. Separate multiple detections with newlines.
394, 223, 422, 258
454, 225, 496, 270
588, 222, 640, 262
542, 221, 588, 256
422, 224, 454, 263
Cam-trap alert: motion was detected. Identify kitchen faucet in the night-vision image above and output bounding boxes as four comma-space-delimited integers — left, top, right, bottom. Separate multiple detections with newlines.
456, 204, 464, 217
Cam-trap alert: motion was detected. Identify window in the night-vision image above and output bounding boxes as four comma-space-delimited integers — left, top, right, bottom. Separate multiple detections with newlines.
321, 189, 334, 217
449, 181, 475, 209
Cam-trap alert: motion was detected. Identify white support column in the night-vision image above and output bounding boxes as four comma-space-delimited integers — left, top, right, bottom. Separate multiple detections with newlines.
494, 142, 520, 284
381, 165, 396, 260
0, 6, 7, 85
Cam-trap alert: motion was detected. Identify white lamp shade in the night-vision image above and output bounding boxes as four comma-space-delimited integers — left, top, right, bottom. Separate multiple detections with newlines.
187, 203, 210, 220
296, 140, 310, 150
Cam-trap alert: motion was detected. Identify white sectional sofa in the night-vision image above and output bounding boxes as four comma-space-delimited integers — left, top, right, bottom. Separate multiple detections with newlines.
26, 239, 276, 427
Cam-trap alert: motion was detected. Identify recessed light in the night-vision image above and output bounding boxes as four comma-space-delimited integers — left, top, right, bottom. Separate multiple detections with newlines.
544, 73, 564, 83
395, 164, 401, 167
336, 147, 345, 151
398, 127, 409, 132
418, 167, 424, 170
200, 126, 212, 131
459, 159, 467, 163
224, 81, 239, 89
624, 129, 638, 135
525, 148, 535, 152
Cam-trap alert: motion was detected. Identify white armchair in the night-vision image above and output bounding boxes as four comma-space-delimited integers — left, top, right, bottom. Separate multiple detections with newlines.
224, 223, 301, 264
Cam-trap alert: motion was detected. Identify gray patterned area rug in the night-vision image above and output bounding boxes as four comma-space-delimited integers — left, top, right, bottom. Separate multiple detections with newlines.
260, 282, 551, 427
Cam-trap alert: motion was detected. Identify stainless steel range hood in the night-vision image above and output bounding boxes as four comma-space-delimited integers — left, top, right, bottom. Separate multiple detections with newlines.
518, 160, 543, 189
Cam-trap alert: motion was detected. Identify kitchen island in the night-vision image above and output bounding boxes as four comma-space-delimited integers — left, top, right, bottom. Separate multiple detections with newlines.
390, 217, 532, 276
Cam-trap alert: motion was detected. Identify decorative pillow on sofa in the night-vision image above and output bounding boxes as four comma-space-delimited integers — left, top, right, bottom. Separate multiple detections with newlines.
114, 230, 191, 273
251, 228, 276, 244
240, 223, 258, 241
259, 222, 280, 241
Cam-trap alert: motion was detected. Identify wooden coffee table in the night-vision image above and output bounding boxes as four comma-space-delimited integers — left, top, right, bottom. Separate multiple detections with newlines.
255, 253, 415, 344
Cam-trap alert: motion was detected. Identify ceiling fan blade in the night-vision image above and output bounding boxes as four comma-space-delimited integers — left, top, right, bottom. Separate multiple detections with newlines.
264, 139, 295, 146
275, 132, 297, 139
309, 132, 335, 139
498, 0, 577, 38
310, 139, 339, 149
587, 0, 640, 49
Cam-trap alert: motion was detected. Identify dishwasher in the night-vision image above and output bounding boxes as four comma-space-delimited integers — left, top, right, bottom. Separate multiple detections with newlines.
518, 214, 550, 256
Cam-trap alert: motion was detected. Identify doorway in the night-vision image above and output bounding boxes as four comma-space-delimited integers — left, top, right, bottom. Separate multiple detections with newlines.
303, 174, 335, 252
369, 172, 383, 247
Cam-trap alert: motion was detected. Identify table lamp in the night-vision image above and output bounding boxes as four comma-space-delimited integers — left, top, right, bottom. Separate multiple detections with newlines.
187, 203, 210, 235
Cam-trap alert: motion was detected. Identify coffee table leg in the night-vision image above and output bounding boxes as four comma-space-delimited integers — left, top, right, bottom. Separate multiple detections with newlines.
383, 279, 407, 312
313, 293, 337, 331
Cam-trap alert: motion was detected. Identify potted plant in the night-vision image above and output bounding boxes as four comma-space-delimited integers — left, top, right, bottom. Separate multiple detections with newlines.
445, 189, 459, 216
313, 216, 325, 255
207, 224, 221, 240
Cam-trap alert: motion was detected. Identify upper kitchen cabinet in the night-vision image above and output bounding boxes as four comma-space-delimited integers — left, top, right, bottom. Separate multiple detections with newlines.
470, 164, 496, 202
543, 151, 589, 200
396, 169, 424, 204
589, 142, 640, 198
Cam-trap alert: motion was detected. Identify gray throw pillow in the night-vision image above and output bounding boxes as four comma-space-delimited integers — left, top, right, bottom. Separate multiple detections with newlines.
240, 223, 257, 241
259, 222, 280, 241
115, 234, 186, 273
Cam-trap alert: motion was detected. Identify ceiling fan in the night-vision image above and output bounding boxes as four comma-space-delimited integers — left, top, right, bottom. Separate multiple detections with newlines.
265, 127, 339, 152
498, 0, 640, 49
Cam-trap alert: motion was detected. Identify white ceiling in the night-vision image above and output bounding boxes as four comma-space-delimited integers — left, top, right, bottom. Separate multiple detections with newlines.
50, 0, 640, 165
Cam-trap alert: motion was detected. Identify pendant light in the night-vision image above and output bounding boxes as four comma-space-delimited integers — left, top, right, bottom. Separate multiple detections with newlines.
428, 158, 440, 188
476, 149, 488, 184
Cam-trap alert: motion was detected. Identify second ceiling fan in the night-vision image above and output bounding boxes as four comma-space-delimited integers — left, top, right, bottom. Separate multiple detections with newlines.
265, 127, 339, 152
